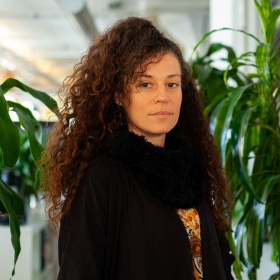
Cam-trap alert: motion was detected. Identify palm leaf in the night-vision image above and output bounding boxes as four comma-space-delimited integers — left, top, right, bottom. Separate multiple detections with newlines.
231, 107, 260, 200
0, 179, 24, 279
247, 175, 280, 266
0, 87, 20, 167
191, 28, 261, 59
7, 101, 44, 162
211, 84, 252, 167
1, 78, 58, 114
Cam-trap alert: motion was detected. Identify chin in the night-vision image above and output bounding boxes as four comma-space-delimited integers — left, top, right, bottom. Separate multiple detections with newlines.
148, 124, 177, 135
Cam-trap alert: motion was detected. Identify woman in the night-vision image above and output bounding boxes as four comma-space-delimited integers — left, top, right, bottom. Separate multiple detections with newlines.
41, 17, 235, 279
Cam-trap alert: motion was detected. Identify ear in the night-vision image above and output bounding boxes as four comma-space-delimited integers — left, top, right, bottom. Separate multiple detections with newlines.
114, 92, 122, 106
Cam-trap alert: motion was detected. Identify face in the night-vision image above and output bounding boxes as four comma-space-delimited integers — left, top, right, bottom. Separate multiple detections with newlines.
121, 53, 182, 146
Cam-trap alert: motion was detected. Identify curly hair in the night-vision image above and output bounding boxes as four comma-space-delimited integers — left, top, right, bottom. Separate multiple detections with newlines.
39, 17, 232, 234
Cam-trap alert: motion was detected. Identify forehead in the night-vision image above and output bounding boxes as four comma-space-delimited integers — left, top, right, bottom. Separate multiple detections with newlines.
135, 53, 181, 75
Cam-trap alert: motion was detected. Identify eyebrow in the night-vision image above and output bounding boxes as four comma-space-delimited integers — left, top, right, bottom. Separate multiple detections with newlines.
139, 74, 181, 78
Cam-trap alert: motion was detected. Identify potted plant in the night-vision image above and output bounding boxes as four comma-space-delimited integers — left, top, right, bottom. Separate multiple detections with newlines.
0, 78, 58, 278
191, 0, 280, 279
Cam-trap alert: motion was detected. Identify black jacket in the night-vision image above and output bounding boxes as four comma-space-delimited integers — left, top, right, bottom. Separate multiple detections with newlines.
58, 129, 235, 280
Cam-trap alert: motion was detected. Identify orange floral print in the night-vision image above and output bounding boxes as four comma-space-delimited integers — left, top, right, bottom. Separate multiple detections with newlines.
177, 208, 203, 280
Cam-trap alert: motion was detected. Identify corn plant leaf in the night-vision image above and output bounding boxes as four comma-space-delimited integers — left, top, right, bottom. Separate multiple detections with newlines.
1, 78, 58, 115
211, 84, 252, 167
257, 124, 280, 139
247, 175, 280, 266
192, 64, 213, 83
210, 96, 226, 135
272, 33, 280, 50
270, 201, 280, 268
205, 43, 236, 62
254, 0, 267, 41
269, 272, 280, 280
270, 199, 280, 233
7, 101, 44, 162
235, 204, 250, 266
0, 179, 24, 278
256, 44, 271, 86
261, 0, 272, 19
266, 9, 280, 44
204, 90, 228, 116
251, 135, 271, 188
226, 231, 243, 280
34, 169, 42, 190
223, 52, 255, 89
0, 86, 20, 167
231, 107, 260, 201
0, 199, 7, 213
192, 28, 261, 59
270, 52, 280, 81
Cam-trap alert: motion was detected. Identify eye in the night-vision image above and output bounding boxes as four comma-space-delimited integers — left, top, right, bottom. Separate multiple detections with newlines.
167, 83, 179, 88
140, 82, 152, 88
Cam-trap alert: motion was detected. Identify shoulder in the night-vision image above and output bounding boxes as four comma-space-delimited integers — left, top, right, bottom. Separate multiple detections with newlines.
69, 156, 129, 213
81, 155, 131, 194
86, 155, 125, 171
85, 155, 128, 180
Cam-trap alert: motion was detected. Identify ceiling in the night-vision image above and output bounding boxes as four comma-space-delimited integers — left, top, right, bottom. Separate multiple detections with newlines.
0, 0, 209, 92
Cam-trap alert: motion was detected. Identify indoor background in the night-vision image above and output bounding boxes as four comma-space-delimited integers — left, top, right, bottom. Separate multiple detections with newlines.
0, 0, 279, 279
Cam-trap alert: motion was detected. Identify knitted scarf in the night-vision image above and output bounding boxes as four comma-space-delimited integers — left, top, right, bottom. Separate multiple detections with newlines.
101, 126, 206, 209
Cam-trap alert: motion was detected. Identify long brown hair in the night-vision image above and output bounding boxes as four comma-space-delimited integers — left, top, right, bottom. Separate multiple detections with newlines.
39, 17, 232, 233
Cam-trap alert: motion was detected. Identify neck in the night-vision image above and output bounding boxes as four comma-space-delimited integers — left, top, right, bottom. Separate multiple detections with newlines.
128, 128, 166, 147
144, 134, 166, 147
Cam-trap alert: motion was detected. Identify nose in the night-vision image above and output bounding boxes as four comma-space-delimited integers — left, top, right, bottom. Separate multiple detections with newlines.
154, 87, 169, 103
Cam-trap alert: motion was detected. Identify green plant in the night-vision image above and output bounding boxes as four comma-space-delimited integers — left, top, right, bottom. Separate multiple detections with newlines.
191, 0, 280, 279
0, 78, 58, 278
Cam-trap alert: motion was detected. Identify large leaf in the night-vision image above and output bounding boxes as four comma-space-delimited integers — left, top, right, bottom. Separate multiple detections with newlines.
7, 101, 44, 162
192, 28, 261, 59
34, 169, 42, 190
226, 231, 243, 280
204, 90, 228, 116
269, 272, 280, 280
0, 199, 7, 213
0, 86, 20, 167
256, 44, 271, 86
1, 78, 58, 114
211, 84, 252, 167
223, 52, 256, 89
266, 9, 280, 44
247, 175, 280, 267
0, 179, 24, 279
192, 64, 213, 83
203, 43, 236, 63
235, 202, 251, 265
266, 201, 280, 259
261, 0, 272, 19
231, 108, 260, 200
254, 0, 280, 43
254, 0, 267, 42
205, 43, 232, 56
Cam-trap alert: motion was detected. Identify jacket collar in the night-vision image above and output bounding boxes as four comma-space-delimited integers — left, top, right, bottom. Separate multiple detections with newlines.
101, 126, 206, 209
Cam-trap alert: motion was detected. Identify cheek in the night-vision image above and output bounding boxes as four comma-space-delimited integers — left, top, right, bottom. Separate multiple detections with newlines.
174, 93, 182, 111
128, 95, 148, 113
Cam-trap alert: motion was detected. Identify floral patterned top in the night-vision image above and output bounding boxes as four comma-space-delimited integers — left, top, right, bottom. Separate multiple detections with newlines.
177, 208, 203, 280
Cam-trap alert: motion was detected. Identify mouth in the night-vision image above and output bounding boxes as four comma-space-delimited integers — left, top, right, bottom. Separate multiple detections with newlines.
150, 111, 172, 116
150, 111, 173, 119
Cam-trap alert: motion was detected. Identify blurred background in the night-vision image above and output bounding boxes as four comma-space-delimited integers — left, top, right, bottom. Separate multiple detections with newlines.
0, 0, 279, 279
0, 0, 269, 120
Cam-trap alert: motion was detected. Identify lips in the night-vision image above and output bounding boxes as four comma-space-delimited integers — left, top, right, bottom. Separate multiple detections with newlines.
151, 111, 172, 116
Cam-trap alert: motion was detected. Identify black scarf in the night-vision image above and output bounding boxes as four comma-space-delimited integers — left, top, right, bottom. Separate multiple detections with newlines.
101, 127, 206, 209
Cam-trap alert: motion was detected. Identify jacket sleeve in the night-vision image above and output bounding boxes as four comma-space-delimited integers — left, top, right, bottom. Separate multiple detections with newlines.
57, 158, 110, 280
